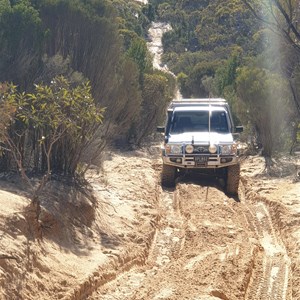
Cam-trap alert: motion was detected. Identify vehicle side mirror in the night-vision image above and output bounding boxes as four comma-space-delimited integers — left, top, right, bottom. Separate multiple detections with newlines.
157, 126, 165, 133
235, 126, 243, 133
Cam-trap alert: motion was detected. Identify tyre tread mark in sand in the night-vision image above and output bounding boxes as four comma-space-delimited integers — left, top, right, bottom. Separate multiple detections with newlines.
242, 197, 291, 300
91, 180, 185, 299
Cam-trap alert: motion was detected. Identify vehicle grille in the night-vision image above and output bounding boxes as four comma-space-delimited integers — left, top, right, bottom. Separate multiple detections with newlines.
185, 145, 210, 154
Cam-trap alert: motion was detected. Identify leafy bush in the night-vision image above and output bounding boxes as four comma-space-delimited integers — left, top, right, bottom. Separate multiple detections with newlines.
0, 76, 104, 175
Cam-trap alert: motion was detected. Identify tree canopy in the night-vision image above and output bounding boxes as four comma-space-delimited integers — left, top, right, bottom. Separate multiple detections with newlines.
0, 0, 176, 176
151, 0, 300, 156
1, 0, 299, 166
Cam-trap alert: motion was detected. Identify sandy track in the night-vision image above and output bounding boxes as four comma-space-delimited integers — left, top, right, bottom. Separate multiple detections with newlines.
88, 154, 299, 300
1, 151, 299, 299
88, 183, 273, 298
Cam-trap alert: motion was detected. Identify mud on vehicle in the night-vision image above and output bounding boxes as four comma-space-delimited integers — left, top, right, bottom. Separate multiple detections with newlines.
157, 98, 243, 195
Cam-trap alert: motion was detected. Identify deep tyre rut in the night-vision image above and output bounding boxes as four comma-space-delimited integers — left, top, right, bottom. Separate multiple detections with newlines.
161, 164, 177, 188
89, 185, 185, 299
226, 164, 240, 195
242, 194, 291, 300
147, 189, 185, 266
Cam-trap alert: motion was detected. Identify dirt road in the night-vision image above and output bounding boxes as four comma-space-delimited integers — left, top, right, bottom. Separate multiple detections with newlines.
0, 149, 299, 299
86, 152, 299, 300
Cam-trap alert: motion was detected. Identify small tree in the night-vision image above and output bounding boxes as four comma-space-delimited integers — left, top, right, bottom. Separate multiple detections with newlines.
0, 77, 104, 238
236, 66, 292, 160
133, 71, 174, 145
0, 83, 18, 162
127, 37, 153, 83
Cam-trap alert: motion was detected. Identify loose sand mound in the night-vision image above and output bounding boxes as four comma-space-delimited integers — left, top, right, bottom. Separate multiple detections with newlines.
0, 150, 159, 300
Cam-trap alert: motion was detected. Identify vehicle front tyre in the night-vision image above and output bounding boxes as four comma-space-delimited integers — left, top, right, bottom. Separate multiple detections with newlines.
161, 164, 177, 188
226, 164, 240, 195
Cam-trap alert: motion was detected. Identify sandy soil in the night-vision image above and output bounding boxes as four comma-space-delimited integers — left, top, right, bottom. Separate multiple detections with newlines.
0, 147, 299, 300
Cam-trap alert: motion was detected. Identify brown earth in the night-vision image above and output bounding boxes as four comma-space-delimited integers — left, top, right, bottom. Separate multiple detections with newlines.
0, 147, 299, 300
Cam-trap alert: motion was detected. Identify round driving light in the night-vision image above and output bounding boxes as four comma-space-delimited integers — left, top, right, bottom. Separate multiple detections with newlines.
185, 144, 194, 154
209, 144, 217, 154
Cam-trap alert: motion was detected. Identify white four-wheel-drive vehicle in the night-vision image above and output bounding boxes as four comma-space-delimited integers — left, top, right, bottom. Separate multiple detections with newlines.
157, 98, 243, 195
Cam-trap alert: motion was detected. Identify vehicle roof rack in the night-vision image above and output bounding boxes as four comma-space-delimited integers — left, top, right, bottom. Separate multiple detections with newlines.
168, 98, 228, 110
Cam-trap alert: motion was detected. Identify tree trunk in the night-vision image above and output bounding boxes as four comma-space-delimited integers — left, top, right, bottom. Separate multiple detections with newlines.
24, 196, 42, 240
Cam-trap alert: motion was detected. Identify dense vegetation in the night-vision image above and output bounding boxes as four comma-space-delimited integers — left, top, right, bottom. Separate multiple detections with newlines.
0, 0, 175, 179
152, 0, 300, 157
1, 0, 300, 184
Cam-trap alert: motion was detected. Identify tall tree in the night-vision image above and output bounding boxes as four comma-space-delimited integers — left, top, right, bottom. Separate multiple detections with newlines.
240, 0, 300, 52
0, 0, 44, 89
240, 0, 300, 116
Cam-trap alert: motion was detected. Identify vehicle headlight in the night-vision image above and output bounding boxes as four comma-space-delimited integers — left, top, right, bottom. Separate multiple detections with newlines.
165, 144, 182, 154
220, 144, 237, 155
209, 144, 217, 154
185, 144, 194, 154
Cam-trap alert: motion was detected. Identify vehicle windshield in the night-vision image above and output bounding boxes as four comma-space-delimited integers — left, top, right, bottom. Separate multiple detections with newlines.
170, 110, 229, 134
